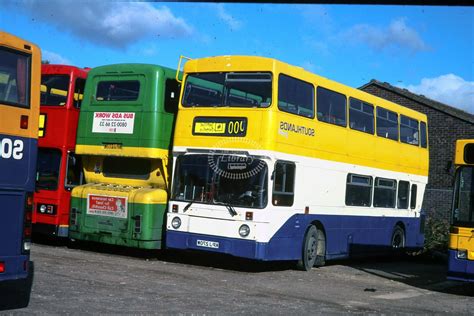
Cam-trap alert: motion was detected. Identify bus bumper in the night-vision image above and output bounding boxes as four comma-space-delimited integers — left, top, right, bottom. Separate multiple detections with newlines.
33, 223, 68, 237
447, 249, 474, 282
0, 261, 34, 310
166, 230, 300, 261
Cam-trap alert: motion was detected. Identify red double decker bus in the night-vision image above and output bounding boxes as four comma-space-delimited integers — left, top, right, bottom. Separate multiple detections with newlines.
33, 64, 88, 237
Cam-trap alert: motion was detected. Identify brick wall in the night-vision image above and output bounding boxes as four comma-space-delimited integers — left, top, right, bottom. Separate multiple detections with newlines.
361, 85, 474, 220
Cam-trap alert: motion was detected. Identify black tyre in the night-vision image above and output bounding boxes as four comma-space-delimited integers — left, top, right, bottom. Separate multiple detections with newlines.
296, 225, 326, 271
391, 225, 405, 249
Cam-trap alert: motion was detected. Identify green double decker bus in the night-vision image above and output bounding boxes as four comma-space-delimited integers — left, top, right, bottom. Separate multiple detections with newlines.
69, 64, 180, 249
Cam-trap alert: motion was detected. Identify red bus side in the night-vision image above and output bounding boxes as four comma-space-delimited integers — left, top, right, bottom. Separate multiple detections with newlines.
32, 64, 88, 237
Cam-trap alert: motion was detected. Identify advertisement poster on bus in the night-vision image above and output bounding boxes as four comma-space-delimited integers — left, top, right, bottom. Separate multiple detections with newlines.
92, 112, 135, 134
87, 194, 128, 219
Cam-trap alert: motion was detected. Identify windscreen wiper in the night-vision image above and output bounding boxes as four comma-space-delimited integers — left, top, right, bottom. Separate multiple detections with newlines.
214, 201, 237, 217
183, 201, 193, 212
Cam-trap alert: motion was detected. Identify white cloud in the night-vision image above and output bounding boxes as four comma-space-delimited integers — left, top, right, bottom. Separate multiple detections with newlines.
42, 50, 71, 64
214, 4, 242, 30
6, 0, 193, 49
301, 5, 333, 34
397, 74, 474, 114
303, 37, 330, 56
343, 18, 429, 53
299, 61, 322, 74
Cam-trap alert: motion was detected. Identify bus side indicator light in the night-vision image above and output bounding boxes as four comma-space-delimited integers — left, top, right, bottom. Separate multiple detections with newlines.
245, 212, 253, 220
305, 206, 309, 214
172, 204, 179, 213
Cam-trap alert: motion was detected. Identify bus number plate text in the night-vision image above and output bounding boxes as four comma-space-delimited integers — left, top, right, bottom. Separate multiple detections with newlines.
196, 239, 219, 249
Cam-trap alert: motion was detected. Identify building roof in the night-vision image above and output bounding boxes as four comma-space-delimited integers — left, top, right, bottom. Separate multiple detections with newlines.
359, 79, 474, 125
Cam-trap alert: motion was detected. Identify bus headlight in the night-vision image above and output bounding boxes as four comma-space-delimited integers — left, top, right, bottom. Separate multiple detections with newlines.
457, 249, 467, 259
239, 224, 250, 237
171, 217, 181, 229
39, 204, 47, 213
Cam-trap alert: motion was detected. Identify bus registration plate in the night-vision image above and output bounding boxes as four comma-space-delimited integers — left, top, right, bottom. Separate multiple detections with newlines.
196, 239, 219, 249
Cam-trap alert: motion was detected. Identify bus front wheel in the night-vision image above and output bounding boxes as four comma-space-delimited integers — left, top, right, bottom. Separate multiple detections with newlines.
296, 225, 326, 271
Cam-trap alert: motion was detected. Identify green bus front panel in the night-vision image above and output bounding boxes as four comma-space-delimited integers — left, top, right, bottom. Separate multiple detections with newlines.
69, 196, 167, 250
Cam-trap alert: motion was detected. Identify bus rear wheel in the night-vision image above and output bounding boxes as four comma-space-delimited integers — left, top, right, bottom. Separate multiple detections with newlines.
391, 225, 405, 249
296, 225, 326, 271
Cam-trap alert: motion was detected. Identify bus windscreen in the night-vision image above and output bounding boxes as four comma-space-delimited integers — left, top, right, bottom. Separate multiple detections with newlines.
182, 72, 272, 108
172, 154, 268, 209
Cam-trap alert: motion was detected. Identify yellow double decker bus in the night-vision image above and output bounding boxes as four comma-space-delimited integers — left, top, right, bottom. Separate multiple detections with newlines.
448, 139, 474, 282
166, 56, 429, 270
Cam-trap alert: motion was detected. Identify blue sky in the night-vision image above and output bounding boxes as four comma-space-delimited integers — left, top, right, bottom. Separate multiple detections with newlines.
1, 2, 473, 113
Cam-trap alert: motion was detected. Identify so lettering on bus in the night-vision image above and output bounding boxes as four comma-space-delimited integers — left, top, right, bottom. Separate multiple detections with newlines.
0, 138, 24, 160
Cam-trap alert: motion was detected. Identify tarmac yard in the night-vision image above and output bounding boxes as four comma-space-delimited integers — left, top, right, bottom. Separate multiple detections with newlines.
4, 241, 474, 314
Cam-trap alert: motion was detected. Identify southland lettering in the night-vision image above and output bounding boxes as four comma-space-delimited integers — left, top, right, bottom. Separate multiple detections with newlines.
279, 121, 315, 137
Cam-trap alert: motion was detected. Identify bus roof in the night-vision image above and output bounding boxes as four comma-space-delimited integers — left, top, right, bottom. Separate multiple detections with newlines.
87, 63, 176, 77
41, 64, 89, 76
0, 31, 40, 58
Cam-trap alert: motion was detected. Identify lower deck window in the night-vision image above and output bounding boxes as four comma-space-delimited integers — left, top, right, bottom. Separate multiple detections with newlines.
374, 177, 396, 208
410, 184, 418, 209
36, 148, 62, 190
397, 180, 410, 209
345, 174, 372, 207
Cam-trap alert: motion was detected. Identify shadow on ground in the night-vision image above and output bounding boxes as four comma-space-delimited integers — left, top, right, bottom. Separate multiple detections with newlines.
32, 233, 294, 273
340, 253, 474, 297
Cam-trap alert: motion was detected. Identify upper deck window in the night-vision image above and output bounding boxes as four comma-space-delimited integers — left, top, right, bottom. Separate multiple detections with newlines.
182, 72, 272, 108
74, 78, 86, 109
41, 75, 70, 106
316, 86, 347, 127
278, 74, 314, 118
400, 115, 419, 146
0, 46, 31, 108
96, 80, 140, 102
349, 98, 374, 134
376, 107, 398, 141
164, 78, 180, 114
465, 144, 474, 164
420, 121, 428, 149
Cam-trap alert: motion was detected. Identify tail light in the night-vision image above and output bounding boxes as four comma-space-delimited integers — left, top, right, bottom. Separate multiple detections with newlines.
0, 262, 5, 273
20, 115, 28, 129
22, 192, 33, 254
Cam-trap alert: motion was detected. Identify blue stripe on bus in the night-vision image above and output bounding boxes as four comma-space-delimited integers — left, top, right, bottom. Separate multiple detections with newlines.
0, 134, 37, 192
447, 250, 474, 282
166, 214, 424, 261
